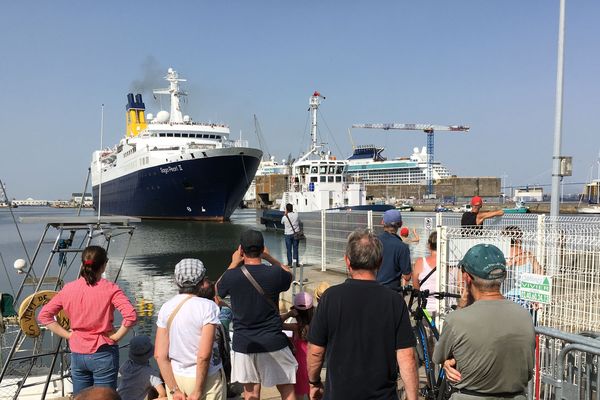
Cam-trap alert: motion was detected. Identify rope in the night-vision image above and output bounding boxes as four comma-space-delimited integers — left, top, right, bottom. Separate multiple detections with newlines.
241, 154, 250, 187
0, 179, 36, 280
0, 252, 16, 296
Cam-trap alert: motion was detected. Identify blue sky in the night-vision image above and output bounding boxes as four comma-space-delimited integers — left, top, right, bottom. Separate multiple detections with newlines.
1, 1, 598, 199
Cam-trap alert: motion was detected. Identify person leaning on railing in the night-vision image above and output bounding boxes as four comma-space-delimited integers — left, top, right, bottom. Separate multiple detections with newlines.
461, 196, 504, 235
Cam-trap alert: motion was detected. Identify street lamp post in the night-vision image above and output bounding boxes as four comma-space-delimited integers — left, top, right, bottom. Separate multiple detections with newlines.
550, 0, 567, 217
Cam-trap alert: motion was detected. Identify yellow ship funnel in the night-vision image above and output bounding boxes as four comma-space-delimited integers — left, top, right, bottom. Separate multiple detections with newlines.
126, 93, 147, 137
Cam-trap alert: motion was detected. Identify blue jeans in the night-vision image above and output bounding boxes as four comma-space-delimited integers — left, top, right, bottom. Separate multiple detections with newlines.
71, 344, 119, 394
284, 234, 300, 266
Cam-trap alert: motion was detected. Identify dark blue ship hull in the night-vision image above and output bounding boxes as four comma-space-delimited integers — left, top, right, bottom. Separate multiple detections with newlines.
93, 154, 260, 220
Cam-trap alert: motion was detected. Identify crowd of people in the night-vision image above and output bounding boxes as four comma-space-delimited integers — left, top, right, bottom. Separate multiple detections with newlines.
36, 198, 536, 400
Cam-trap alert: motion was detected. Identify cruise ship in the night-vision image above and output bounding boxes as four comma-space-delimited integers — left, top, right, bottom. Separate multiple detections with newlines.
345, 145, 452, 185
91, 68, 262, 220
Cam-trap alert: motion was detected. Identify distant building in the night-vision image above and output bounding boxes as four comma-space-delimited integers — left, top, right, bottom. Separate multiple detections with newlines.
582, 180, 600, 204
514, 187, 543, 202
13, 198, 49, 206
71, 193, 93, 207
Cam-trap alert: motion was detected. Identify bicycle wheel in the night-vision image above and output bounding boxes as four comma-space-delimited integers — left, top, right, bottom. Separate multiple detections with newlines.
416, 321, 438, 399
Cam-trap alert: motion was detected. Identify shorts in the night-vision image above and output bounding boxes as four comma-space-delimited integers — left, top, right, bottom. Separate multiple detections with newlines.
231, 347, 298, 387
167, 368, 225, 400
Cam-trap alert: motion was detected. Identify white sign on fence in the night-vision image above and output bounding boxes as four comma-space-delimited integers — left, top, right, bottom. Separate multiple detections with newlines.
520, 273, 552, 304
424, 217, 433, 231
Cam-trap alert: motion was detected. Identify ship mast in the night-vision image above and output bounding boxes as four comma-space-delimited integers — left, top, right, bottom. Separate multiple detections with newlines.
153, 68, 187, 123
298, 91, 325, 163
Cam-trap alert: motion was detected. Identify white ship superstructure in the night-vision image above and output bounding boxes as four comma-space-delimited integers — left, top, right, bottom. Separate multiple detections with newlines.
345, 145, 452, 185
280, 92, 366, 212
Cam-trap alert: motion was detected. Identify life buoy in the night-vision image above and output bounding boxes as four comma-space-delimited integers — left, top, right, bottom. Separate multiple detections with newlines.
18, 291, 70, 338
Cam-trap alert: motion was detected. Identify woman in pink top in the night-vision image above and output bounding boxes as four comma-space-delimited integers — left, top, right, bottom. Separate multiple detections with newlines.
38, 245, 137, 394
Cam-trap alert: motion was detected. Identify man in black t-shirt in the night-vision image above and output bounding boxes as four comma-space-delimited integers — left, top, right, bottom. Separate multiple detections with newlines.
307, 229, 418, 400
217, 229, 297, 400
461, 196, 504, 235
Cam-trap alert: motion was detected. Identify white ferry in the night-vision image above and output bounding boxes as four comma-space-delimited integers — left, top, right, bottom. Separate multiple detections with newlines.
345, 145, 452, 186
90, 68, 262, 220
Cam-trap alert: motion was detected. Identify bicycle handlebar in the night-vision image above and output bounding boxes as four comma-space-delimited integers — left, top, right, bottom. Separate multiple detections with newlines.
395, 286, 461, 300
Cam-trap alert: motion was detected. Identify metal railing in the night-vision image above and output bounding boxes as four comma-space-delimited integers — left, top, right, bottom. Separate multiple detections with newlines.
532, 326, 600, 400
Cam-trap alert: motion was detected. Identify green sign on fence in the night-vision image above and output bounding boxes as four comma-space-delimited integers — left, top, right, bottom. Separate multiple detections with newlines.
520, 273, 552, 304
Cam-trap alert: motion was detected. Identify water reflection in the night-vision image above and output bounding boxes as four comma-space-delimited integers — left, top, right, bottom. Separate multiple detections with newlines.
103, 209, 294, 336
0, 208, 296, 337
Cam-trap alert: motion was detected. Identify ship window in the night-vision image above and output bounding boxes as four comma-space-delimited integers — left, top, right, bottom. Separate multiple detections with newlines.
336, 166, 344, 174
320, 176, 326, 182
328, 176, 334, 182
319, 166, 327, 174
174, 133, 181, 137
182, 133, 188, 138
159, 133, 166, 137
310, 177, 317, 182
328, 166, 336, 174
209, 135, 216, 139
167, 133, 173, 137
311, 166, 318, 174
336, 176, 342, 182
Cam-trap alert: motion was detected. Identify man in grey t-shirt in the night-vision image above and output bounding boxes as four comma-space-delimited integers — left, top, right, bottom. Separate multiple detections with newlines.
433, 244, 535, 400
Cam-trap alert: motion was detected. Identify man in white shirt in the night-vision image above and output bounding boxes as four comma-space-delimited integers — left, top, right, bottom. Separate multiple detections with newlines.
281, 203, 301, 266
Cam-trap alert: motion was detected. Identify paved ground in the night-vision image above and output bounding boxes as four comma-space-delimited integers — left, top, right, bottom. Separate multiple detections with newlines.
229, 366, 429, 399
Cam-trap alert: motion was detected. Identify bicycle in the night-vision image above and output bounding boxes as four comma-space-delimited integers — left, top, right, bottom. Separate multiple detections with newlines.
399, 276, 461, 400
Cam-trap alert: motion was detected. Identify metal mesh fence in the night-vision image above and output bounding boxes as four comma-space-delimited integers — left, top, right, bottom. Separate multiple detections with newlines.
438, 216, 600, 333
304, 211, 600, 333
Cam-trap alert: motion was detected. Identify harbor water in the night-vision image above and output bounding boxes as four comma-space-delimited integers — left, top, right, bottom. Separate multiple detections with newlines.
0, 207, 303, 338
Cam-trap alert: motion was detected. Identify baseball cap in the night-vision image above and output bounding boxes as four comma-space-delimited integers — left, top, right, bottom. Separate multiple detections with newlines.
470, 196, 483, 206
459, 244, 506, 280
128, 335, 154, 364
399, 227, 409, 237
174, 258, 206, 287
383, 209, 402, 225
294, 291, 314, 310
240, 229, 265, 253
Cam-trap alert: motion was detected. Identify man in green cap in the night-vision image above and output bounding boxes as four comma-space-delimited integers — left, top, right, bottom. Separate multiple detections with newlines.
433, 244, 535, 400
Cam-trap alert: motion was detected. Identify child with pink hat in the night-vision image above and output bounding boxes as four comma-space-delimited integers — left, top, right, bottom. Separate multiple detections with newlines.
281, 291, 314, 398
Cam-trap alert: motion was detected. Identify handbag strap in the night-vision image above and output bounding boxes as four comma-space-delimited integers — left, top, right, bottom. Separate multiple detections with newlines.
285, 214, 298, 234
240, 265, 279, 311
166, 295, 194, 332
